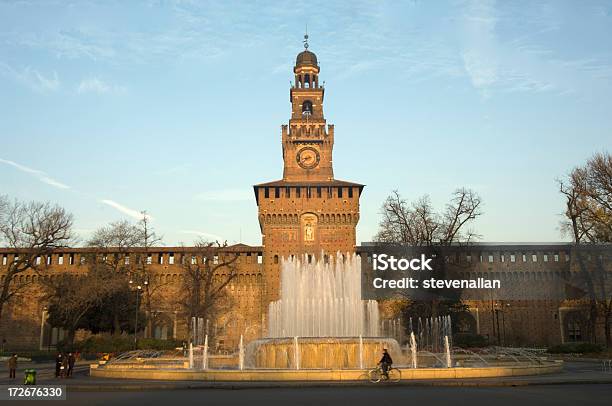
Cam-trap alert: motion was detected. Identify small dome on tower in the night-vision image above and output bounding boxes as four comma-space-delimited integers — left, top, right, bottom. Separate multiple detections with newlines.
296, 49, 318, 67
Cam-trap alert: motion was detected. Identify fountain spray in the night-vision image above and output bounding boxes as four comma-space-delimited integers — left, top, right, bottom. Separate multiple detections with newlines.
202, 335, 208, 370
239, 335, 245, 370
410, 332, 417, 369
359, 335, 364, 369
444, 335, 452, 368
189, 342, 194, 369
293, 336, 300, 370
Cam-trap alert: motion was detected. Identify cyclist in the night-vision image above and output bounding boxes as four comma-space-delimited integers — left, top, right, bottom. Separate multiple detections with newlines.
379, 349, 393, 379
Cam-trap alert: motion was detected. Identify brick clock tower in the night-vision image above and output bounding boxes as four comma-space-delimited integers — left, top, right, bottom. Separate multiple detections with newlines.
254, 36, 364, 303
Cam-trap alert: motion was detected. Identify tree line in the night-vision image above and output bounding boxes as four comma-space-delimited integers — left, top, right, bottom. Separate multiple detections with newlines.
0, 202, 238, 347
375, 152, 611, 347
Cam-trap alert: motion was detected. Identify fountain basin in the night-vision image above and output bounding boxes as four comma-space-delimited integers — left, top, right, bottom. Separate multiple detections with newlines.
246, 337, 403, 369
90, 361, 564, 381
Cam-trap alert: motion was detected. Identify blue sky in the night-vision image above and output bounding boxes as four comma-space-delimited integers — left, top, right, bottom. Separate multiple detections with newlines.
1, 0, 611, 246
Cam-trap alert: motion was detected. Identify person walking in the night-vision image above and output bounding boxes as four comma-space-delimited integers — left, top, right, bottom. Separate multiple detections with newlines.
55, 353, 63, 378
60, 354, 68, 378
67, 352, 75, 377
7, 354, 17, 379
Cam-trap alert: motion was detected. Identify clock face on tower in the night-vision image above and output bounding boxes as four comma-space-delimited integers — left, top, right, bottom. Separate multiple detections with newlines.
296, 146, 320, 169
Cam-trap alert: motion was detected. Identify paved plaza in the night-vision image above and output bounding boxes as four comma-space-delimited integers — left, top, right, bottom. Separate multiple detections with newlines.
52, 384, 612, 406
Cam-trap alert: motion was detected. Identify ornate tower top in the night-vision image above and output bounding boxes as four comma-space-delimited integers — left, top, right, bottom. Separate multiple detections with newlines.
253, 36, 363, 190
282, 36, 332, 181
296, 32, 318, 68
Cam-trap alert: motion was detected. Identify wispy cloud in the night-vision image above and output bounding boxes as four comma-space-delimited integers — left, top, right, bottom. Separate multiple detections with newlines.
180, 229, 223, 242
77, 77, 126, 94
100, 199, 150, 220
0, 158, 70, 189
460, 0, 499, 96
0, 62, 60, 92
459, 0, 561, 97
195, 189, 252, 201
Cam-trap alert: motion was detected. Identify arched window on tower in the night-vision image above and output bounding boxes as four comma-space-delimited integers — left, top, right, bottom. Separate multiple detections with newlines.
304, 74, 311, 88
302, 100, 313, 116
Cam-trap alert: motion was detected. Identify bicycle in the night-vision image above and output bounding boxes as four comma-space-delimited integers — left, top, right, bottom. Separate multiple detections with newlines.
368, 364, 401, 383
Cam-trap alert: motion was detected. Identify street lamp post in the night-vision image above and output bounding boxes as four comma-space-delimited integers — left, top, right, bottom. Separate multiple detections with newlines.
503, 302, 510, 346
129, 279, 148, 348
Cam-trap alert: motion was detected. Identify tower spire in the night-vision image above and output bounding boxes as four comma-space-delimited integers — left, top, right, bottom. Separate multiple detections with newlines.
303, 25, 309, 49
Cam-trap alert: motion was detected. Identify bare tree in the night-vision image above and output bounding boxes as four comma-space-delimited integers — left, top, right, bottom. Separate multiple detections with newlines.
178, 240, 239, 344
134, 212, 162, 337
87, 220, 143, 253
559, 151, 612, 346
85, 220, 146, 333
44, 264, 127, 344
375, 188, 482, 323
0, 198, 74, 324
376, 188, 482, 246
86, 216, 165, 337
0, 195, 8, 224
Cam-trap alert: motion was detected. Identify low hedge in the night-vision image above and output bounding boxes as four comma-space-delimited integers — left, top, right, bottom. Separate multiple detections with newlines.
1, 351, 57, 362
1, 350, 97, 362
547, 343, 603, 354
452, 333, 488, 348
60, 336, 183, 354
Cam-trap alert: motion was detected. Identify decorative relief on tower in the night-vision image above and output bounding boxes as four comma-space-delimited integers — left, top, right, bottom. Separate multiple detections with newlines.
301, 213, 318, 243
281, 231, 297, 242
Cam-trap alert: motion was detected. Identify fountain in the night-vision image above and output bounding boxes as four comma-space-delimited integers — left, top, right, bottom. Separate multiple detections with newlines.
246, 253, 401, 369
91, 254, 563, 380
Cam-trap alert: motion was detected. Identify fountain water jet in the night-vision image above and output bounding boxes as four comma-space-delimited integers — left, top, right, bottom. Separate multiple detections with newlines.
238, 335, 245, 371
268, 254, 379, 337
202, 335, 208, 370
410, 332, 418, 369
188, 342, 193, 369
359, 335, 364, 369
246, 253, 401, 369
293, 336, 300, 370
444, 335, 451, 368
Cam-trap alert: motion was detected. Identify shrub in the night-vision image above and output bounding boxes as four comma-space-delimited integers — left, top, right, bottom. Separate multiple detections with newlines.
453, 333, 488, 348
547, 343, 603, 354
68, 336, 183, 354
74, 336, 133, 353
136, 338, 182, 350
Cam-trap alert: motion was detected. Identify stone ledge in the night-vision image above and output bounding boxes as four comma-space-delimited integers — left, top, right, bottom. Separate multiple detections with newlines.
90, 361, 563, 381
